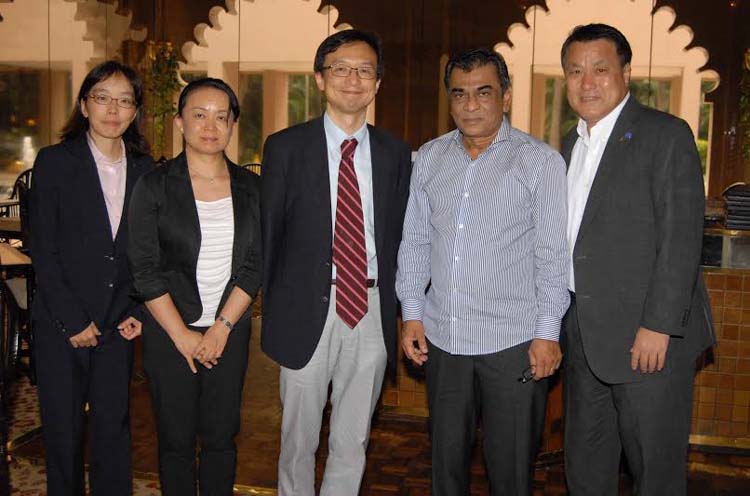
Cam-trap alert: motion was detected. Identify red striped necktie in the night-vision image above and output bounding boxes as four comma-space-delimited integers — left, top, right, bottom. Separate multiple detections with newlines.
333, 138, 368, 329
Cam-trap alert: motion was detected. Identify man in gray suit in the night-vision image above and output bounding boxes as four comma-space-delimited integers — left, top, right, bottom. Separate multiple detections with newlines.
560, 24, 714, 495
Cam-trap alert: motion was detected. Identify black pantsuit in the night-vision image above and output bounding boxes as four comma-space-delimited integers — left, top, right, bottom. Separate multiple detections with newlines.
35, 327, 133, 495
30, 136, 152, 495
142, 316, 250, 495
128, 153, 262, 495
425, 340, 547, 496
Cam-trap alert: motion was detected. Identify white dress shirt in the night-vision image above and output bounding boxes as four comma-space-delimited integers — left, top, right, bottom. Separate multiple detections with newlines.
323, 112, 378, 280
567, 93, 630, 291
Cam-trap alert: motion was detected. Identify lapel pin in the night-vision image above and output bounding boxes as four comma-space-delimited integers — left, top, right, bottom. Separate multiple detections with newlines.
619, 131, 633, 143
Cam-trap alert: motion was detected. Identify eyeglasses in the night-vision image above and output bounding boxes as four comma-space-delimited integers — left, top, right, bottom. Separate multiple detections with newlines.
87, 93, 137, 109
322, 64, 378, 80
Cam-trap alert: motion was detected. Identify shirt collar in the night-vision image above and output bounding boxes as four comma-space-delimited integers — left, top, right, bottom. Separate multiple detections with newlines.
323, 112, 368, 148
576, 92, 630, 144
86, 132, 125, 166
451, 115, 511, 150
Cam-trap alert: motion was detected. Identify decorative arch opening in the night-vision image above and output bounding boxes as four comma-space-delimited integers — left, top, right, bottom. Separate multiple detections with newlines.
179, 0, 365, 163
493, 0, 719, 188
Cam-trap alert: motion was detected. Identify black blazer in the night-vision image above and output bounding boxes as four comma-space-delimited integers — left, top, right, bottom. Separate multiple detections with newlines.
261, 117, 412, 369
128, 153, 261, 324
562, 97, 715, 383
30, 135, 153, 335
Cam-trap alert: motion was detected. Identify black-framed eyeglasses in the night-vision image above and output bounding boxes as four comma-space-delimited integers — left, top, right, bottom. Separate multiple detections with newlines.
87, 93, 137, 109
518, 367, 534, 384
322, 64, 378, 80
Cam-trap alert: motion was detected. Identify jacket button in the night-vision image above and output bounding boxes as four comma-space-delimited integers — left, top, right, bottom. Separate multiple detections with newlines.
322, 296, 329, 303
324, 261, 331, 268
107, 282, 114, 288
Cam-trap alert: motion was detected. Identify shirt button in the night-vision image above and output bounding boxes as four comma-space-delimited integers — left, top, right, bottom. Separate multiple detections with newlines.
458, 224, 464, 229
451, 317, 457, 322
454, 256, 460, 261
463, 192, 469, 198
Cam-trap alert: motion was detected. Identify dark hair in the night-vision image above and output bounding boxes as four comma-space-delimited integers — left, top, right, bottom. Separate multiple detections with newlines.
314, 29, 384, 80
60, 60, 149, 155
177, 77, 240, 122
561, 23, 632, 68
444, 48, 511, 92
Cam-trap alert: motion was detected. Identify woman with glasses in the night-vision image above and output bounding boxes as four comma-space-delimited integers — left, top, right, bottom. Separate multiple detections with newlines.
30, 60, 153, 495
128, 77, 261, 495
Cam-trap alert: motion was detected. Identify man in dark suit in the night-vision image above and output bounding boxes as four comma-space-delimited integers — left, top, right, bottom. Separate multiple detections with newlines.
560, 24, 715, 495
261, 30, 411, 495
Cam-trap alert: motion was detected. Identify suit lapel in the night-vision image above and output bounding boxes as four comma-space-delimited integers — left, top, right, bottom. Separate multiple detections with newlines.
228, 161, 251, 274
113, 153, 142, 247
65, 135, 114, 242
305, 118, 334, 245
166, 153, 201, 260
575, 98, 641, 243
369, 125, 389, 253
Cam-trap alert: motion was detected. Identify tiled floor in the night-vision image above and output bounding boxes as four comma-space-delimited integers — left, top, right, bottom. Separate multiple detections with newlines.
8, 318, 750, 494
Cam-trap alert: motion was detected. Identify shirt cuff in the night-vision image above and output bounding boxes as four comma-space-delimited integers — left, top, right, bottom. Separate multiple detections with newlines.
400, 298, 425, 322
533, 314, 561, 341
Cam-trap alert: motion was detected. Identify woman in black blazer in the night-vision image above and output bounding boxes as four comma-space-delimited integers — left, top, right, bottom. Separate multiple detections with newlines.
128, 78, 261, 495
30, 60, 153, 496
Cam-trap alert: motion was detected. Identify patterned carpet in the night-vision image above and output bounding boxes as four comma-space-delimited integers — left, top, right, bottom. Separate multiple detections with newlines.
6, 376, 165, 495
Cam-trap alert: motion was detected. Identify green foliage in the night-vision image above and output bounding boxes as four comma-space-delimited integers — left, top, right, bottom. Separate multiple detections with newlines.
696, 138, 709, 174
239, 74, 263, 164
144, 42, 180, 158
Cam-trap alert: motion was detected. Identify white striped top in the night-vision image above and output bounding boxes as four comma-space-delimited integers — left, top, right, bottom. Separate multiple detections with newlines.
192, 196, 234, 327
396, 117, 570, 355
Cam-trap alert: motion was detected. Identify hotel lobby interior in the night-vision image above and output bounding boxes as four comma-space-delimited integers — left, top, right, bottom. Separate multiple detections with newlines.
1, 0, 750, 494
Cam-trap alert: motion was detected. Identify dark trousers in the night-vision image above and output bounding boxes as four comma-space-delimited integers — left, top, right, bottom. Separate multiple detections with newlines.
34, 322, 133, 496
563, 299, 695, 496
143, 317, 250, 496
425, 339, 548, 496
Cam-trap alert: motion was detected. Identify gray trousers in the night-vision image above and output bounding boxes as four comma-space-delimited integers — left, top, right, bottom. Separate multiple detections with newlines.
563, 298, 695, 496
278, 286, 387, 496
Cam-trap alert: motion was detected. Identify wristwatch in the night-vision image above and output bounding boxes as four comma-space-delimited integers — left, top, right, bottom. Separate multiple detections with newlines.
217, 315, 234, 332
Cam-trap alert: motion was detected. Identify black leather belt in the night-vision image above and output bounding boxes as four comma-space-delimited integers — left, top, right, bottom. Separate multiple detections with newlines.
331, 279, 378, 288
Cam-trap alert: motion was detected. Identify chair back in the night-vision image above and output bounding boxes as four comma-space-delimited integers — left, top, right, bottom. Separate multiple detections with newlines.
241, 163, 261, 176
17, 182, 31, 249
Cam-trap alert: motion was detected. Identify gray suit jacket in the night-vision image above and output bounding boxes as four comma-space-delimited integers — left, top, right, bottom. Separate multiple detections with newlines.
562, 97, 715, 384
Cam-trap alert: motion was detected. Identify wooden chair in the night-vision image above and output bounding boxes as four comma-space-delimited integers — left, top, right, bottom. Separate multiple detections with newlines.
240, 163, 261, 176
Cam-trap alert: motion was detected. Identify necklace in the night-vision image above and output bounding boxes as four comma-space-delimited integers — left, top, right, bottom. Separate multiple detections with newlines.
188, 167, 221, 184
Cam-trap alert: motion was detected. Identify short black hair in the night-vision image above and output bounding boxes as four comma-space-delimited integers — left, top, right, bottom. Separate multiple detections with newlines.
177, 77, 240, 122
313, 29, 384, 80
444, 48, 511, 92
561, 23, 632, 68
61, 60, 149, 155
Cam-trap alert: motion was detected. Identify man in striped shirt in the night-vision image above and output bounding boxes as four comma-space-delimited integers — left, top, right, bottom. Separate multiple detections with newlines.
396, 48, 570, 495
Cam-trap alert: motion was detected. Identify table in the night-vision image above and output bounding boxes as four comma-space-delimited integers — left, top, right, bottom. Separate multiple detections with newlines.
0, 217, 22, 242
0, 244, 29, 266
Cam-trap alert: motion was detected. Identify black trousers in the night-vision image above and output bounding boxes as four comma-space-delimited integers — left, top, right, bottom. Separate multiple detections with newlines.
143, 317, 250, 496
425, 339, 548, 496
563, 298, 695, 496
34, 322, 133, 496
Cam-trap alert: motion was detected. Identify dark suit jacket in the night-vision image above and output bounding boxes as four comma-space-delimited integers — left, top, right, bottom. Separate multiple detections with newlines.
261, 117, 412, 370
128, 153, 262, 324
562, 97, 715, 384
30, 135, 153, 335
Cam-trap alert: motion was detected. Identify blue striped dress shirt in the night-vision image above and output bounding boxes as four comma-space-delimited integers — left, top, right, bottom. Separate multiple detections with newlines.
396, 117, 570, 355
